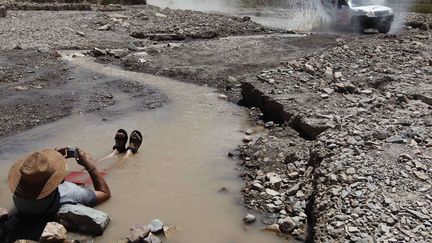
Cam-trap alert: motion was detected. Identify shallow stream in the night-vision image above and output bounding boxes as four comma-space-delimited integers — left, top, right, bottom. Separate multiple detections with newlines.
0, 55, 285, 242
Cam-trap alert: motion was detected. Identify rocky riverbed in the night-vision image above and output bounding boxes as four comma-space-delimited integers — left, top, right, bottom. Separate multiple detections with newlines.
237, 19, 432, 242
0, 2, 431, 242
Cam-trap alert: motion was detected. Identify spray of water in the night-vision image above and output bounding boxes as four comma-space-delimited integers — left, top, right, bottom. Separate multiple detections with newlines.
386, 0, 416, 34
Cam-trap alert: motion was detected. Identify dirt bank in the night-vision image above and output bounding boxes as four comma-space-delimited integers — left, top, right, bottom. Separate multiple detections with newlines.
0, 49, 167, 139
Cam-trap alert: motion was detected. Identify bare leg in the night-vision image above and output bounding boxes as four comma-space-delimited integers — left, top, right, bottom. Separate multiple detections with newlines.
94, 150, 119, 164
102, 150, 133, 173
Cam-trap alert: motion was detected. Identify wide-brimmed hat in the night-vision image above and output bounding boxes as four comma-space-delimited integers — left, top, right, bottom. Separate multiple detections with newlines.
8, 149, 67, 200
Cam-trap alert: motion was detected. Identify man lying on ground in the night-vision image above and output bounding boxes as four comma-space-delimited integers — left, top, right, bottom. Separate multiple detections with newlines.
0, 129, 142, 242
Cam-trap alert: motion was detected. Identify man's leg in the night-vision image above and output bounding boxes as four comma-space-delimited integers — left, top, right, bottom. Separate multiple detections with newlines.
102, 130, 143, 172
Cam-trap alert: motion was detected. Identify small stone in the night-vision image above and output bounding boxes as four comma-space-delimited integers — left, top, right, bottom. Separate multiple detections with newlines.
413, 171, 428, 180
149, 219, 164, 234
143, 233, 162, 243
218, 94, 228, 100
127, 225, 151, 243
92, 47, 106, 57
346, 167, 356, 175
399, 154, 413, 161
286, 182, 303, 196
335, 82, 356, 94
264, 121, 275, 128
97, 24, 111, 31
414, 161, 427, 171
155, 12, 167, 18
347, 226, 359, 233
40, 222, 67, 243
263, 224, 280, 233
278, 217, 297, 233
296, 190, 305, 198
245, 129, 254, 135
379, 224, 390, 234
386, 135, 404, 143
334, 71, 343, 79
15, 86, 28, 91
341, 190, 349, 198
252, 182, 264, 191
242, 136, 253, 143
128, 42, 139, 51
322, 88, 333, 94
71, 52, 86, 58
361, 89, 373, 94
265, 188, 280, 196
383, 197, 393, 206
347, 137, 357, 145
227, 76, 238, 83
274, 200, 283, 205
267, 173, 282, 190
406, 209, 429, 220
243, 214, 256, 224
76, 31, 85, 37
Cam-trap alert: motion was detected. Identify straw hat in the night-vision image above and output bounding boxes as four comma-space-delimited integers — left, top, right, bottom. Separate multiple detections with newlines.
8, 149, 67, 200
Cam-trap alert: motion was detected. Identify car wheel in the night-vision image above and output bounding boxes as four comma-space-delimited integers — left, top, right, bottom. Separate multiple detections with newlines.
351, 17, 365, 34
378, 21, 392, 33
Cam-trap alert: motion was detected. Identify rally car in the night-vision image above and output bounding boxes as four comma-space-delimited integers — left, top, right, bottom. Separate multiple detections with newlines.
321, 0, 394, 33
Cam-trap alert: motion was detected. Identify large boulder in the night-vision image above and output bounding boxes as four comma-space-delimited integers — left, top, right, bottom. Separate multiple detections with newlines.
56, 204, 110, 236
40, 222, 67, 243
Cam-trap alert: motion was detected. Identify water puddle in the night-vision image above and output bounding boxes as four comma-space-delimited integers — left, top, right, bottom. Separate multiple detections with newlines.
0, 55, 286, 242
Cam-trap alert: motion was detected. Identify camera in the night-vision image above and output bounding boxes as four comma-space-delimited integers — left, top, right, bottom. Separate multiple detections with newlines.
67, 148, 76, 158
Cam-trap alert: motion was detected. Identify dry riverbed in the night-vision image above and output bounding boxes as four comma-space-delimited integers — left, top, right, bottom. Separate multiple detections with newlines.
0, 3, 432, 242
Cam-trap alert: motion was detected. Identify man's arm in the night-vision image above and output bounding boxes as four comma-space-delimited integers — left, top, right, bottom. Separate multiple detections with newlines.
76, 148, 111, 205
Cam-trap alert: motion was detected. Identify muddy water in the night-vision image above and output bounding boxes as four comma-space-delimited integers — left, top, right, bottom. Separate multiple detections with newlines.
0, 55, 285, 242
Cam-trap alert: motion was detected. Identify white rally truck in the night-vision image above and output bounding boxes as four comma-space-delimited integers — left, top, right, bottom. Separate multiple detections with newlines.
321, 0, 394, 33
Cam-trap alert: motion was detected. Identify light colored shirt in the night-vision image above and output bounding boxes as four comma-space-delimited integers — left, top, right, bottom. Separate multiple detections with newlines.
13, 181, 96, 216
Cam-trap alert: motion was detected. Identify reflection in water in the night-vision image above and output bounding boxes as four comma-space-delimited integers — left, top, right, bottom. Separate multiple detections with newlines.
0, 56, 285, 242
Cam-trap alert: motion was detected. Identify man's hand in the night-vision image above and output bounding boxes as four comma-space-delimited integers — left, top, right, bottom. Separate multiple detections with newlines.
75, 148, 95, 171
55, 146, 69, 158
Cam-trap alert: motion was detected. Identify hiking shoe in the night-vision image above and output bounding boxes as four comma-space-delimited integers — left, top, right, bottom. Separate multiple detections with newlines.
127, 130, 142, 154
113, 129, 128, 153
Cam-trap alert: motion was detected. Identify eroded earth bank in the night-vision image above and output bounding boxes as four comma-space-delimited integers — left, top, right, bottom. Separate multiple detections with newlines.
1, 2, 432, 242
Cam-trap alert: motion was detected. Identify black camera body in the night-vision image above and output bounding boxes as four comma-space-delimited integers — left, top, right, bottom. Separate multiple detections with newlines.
67, 148, 76, 158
